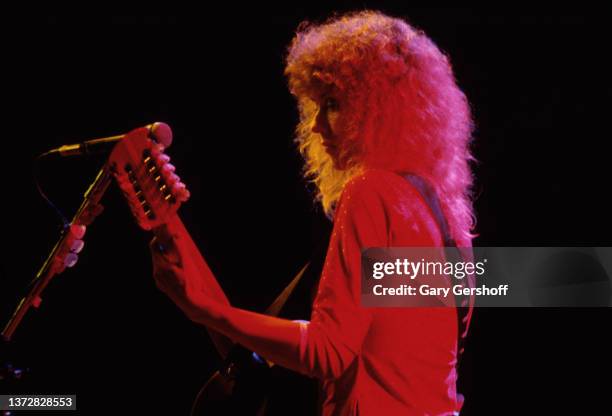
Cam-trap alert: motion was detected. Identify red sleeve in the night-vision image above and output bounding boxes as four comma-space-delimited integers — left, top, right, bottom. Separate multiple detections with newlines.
300, 174, 388, 379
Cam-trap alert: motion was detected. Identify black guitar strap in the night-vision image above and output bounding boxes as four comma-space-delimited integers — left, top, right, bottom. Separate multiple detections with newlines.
402, 173, 475, 359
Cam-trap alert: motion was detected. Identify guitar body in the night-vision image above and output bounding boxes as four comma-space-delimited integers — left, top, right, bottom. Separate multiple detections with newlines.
190, 361, 320, 416
190, 369, 270, 416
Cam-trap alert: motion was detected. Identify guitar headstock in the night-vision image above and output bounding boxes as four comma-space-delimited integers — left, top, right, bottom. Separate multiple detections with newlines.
109, 124, 190, 231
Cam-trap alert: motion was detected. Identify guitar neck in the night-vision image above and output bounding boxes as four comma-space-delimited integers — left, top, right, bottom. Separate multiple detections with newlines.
153, 213, 235, 359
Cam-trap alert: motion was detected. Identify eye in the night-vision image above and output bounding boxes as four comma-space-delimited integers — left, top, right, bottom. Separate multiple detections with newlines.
324, 97, 339, 112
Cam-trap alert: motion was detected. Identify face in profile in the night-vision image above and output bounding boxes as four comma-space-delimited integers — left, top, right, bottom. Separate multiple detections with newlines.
313, 93, 345, 169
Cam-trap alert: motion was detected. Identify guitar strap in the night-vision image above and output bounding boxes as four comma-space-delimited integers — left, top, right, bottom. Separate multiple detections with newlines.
402, 173, 475, 360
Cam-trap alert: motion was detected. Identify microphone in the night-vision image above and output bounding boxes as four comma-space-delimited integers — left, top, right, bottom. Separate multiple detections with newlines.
41, 122, 173, 157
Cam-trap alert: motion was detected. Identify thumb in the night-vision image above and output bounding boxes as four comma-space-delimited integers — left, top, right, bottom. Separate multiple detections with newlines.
149, 234, 182, 267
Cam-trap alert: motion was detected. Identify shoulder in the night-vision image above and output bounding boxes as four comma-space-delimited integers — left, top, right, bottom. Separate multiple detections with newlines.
334, 169, 424, 228
338, 170, 440, 241
340, 169, 422, 206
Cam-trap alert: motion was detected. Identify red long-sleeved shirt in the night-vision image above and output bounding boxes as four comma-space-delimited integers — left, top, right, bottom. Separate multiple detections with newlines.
298, 169, 462, 415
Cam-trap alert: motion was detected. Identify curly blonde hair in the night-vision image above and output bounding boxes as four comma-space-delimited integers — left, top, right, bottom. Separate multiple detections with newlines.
285, 10, 476, 243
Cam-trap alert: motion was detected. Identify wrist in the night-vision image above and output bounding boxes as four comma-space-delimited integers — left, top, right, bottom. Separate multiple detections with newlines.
190, 298, 231, 329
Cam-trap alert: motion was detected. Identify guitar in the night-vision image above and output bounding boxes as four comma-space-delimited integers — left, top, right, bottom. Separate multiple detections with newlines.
108, 123, 271, 415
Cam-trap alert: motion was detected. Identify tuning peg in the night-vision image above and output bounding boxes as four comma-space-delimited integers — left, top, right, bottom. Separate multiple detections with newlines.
64, 252, 79, 268
161, 163, 176, 174
172, 182, 190, 202
166, 173, 180, 186
70, 239, 85, 254
179, 188, 190, 202
151, 143, 165, 157
155, 154, 170, 164
70, 224, 86, 239
172, 182, 186, 194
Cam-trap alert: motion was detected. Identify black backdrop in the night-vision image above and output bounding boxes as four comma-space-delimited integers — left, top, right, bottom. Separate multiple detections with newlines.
1, 7, 611, 415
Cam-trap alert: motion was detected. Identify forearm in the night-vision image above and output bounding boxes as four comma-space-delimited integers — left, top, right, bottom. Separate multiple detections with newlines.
151, 215, 359, 379
193, 303, 308, 375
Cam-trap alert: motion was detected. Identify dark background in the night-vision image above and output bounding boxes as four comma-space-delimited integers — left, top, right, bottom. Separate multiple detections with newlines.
1, 6, 611, 415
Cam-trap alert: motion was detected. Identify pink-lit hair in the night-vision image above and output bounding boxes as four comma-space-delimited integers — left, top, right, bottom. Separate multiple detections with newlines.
285, 10, 476, 243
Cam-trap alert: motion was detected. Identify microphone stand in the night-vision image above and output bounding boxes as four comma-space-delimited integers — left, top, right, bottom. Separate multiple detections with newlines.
1, 163, 112, 341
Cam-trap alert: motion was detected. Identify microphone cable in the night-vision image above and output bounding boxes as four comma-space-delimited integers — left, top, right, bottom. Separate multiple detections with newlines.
33, 152, 71, 230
